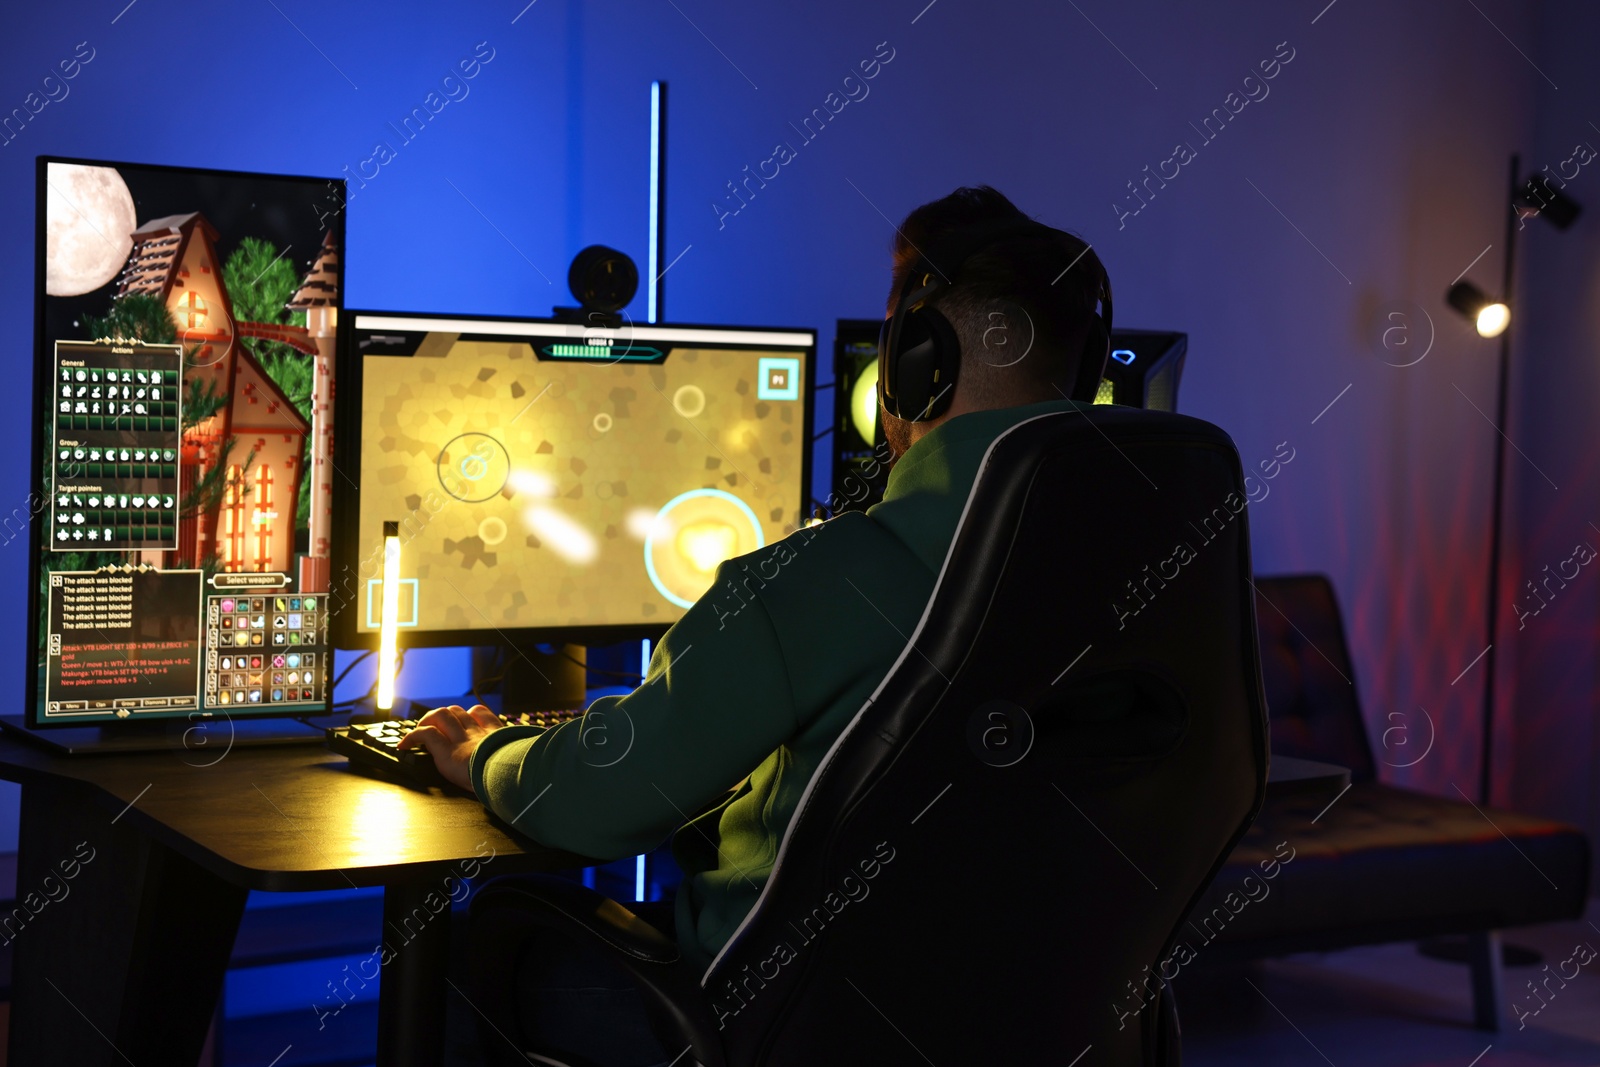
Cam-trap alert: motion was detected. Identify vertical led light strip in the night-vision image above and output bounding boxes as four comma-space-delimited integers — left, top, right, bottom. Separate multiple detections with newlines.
377, 520, 401, 712
635, 637, 652, 899
647, 80, 665, 324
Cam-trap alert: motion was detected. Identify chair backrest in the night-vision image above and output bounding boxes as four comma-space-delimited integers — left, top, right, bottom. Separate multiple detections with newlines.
1251, 574, 1376, 781
705, 407, 1270, 1066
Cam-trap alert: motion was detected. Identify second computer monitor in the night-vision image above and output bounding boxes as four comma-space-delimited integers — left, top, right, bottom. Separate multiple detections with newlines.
335, 313, 816, 646
29, 156, 342, 729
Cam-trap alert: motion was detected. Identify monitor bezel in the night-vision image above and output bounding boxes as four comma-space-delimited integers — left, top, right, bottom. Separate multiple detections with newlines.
29, 154, 346, 730
331, 308, 819, 652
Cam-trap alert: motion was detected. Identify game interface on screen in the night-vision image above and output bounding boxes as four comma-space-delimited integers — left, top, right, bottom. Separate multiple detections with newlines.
32, 159, 341, 725
347, 319, 812, 637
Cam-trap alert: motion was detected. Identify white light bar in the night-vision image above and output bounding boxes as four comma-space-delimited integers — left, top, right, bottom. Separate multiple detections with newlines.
353, 315, 811, 350
377, 525, 401, 712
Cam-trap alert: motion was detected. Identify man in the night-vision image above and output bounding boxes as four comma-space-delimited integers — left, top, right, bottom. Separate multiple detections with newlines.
402, 185, 1107, 1063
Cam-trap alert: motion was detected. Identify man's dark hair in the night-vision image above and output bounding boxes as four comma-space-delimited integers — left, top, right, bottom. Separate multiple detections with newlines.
887, 186, 1100, 407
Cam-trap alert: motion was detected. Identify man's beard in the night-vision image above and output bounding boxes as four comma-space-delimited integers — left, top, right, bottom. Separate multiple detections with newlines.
882, 412, 914, 458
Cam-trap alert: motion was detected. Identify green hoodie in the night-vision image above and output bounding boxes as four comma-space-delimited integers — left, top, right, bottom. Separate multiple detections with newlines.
471, 398, 1084, 969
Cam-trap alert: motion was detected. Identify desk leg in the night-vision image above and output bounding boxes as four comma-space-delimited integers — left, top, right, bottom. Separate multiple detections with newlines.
376, 878, 452, 1067
8, 783, 247, 1067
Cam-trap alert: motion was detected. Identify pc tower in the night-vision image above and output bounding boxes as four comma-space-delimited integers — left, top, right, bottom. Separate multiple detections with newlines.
830, 319, 890, 516
1099, 329, 1187, 412
827, 321, 1189, 516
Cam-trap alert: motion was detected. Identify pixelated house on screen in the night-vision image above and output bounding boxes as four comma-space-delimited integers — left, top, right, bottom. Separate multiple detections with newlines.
113, 214, 337, 579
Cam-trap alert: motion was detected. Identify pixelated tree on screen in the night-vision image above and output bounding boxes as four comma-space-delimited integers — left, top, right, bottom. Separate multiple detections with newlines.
224, 237, 313, 528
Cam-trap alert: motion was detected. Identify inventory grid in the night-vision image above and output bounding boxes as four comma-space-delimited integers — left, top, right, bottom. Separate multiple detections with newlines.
204, 593, 327, 708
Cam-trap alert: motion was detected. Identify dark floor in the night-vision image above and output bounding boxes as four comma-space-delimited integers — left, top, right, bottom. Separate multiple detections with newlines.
447, 905, 1600, 1067
203, 893, 1600, 1066
1179, 900, 1600, 1066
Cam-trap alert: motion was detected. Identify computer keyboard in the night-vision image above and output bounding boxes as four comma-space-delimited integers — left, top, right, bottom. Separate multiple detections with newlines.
326, 709, 582, 787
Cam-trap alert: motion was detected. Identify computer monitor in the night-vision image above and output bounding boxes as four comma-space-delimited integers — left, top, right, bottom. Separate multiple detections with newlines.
826, 321, 1188, 515
333, 312, 816, 649
29, 157, 343, 728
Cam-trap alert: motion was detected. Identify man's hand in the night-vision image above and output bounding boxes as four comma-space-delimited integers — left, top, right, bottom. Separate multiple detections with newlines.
397, 704, 502, 794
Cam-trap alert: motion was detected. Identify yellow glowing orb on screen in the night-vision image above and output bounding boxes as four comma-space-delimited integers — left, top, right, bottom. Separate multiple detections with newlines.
851, 363, 880, 444
676, 521, 739, 574
645, 489, 766, 608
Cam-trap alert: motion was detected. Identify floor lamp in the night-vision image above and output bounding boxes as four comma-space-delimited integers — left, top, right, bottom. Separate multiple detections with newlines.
1445, 153, 1583, 807
1425, 153, 1583, 977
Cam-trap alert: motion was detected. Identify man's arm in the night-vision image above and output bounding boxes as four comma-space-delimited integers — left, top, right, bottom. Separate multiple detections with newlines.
404, 516, 929, 857
464, 559, 801, 861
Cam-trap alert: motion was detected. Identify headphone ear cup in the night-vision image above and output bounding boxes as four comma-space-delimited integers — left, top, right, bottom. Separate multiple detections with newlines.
1070, 314, 1110, 403
896, 306, 961, 420
876, 315, 897, 416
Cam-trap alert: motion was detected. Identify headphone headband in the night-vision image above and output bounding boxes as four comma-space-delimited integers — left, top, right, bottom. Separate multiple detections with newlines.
879, 218, 1113, 423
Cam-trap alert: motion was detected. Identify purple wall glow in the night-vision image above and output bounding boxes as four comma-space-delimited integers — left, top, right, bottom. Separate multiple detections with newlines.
1507, 0, 1600, 881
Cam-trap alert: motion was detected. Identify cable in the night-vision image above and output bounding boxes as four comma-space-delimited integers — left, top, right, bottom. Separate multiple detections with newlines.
328, 648, 404, 710
557, 645, 644, 682
329, 649, 374, 694
471, 646, 510, 705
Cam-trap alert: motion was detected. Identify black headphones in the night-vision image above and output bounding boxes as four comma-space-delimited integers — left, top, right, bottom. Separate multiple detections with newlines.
877, 218, 1113, 422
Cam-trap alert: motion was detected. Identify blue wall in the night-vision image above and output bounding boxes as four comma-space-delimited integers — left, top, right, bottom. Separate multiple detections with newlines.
1, 0, 1595, 866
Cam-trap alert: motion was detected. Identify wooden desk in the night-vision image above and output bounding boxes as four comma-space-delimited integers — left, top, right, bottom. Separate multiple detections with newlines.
0, 733, 584, 1067
0, 726, 1351, 1066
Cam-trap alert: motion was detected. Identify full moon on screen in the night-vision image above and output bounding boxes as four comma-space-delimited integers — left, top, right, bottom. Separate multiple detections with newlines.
45, 163, 137, 298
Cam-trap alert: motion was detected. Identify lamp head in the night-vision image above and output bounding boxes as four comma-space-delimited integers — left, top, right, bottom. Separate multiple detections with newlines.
1514, 176, 1583, 231
1447, 280, 1510, 339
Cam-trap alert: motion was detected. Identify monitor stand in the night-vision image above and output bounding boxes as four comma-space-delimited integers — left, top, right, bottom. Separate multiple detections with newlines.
476, 642, 589, 714
0, 714, 337, 755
